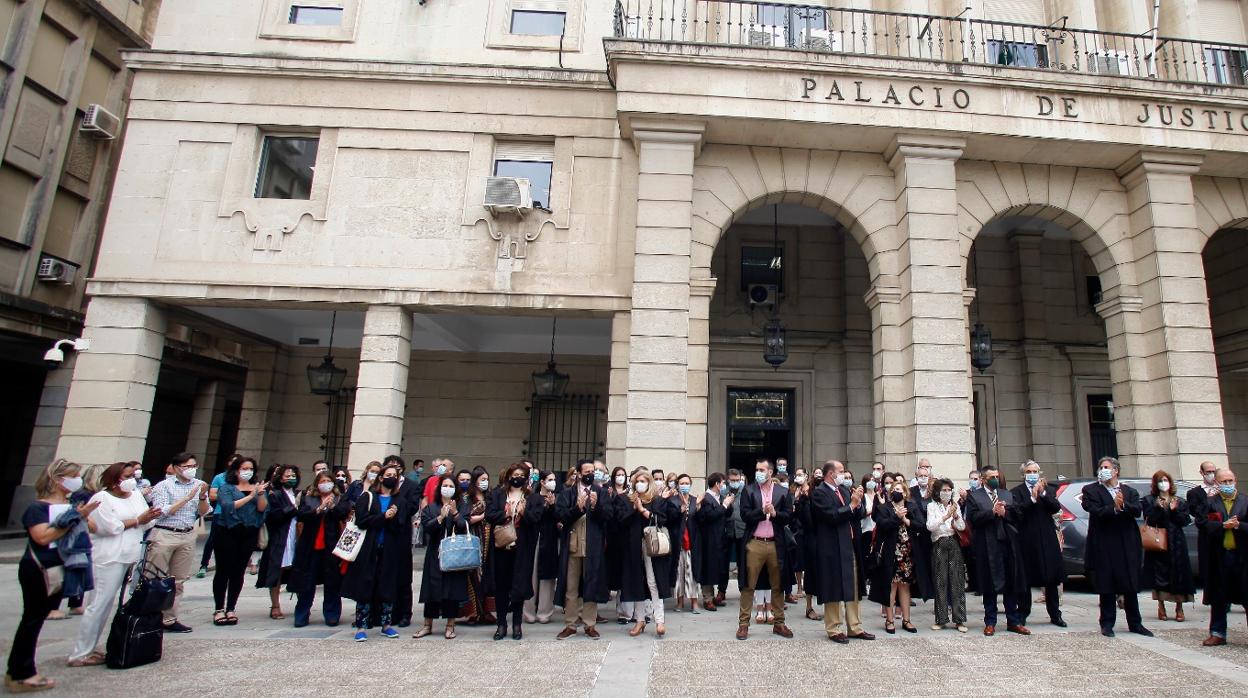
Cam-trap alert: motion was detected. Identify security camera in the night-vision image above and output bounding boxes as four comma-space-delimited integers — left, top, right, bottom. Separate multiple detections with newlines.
43, 338, 89, 368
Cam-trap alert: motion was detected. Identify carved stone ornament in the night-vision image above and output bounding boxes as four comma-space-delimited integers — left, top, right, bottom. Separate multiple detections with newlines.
475, 216, 557, 259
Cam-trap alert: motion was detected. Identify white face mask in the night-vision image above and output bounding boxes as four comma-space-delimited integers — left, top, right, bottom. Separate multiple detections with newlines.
318, 482, 334, 494
133, 469, 143, 480
917, 476, 929, 486
180, 467, 197, 481
61, 476, 83, 493
615, 474, 626, 486
478, 479, 489, 491
872, 470, 883, 480
239, 470, 254, 482
120, 478, 138, 493
366, 472, 379, 482
440, 486, 456, 499
543, 480, 557, 492
865, 480, 877, 491
1098, 468, 1114, 483
1204, 471, 1217, 484
794, 475, 807, 485
1158, 480, 1171, 493
634, 480, 650, 493
940, 490, 953, 503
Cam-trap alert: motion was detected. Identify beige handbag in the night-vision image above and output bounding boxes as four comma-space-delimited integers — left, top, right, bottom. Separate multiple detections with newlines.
642, 524, 671, 557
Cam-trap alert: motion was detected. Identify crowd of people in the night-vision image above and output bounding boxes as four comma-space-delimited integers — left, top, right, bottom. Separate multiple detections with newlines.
6, 451, 1248, 692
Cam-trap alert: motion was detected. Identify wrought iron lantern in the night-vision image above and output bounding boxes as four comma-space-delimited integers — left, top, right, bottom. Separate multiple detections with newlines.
307, 311, 348, 395
970, 321, 994, 373
532, 316, 570, 400
763, 317, 788, 368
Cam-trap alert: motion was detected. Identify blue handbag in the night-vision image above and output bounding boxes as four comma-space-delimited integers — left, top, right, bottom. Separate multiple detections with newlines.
438, 525, 481, 572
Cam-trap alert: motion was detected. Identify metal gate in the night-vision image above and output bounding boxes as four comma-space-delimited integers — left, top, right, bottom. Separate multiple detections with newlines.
524, 394, 604, 473
320, 388, 355, 468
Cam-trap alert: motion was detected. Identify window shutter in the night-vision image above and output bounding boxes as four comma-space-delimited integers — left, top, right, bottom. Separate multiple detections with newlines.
981, 0, 1045, 26
494, 141, 554, 162
1198, 0, 1246, 45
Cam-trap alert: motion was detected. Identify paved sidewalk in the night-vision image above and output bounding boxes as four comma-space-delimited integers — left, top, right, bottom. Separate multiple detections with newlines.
4, 543, 1247, 696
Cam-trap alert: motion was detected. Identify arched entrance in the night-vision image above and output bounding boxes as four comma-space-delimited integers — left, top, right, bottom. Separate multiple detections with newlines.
1205, 228, 1248, 467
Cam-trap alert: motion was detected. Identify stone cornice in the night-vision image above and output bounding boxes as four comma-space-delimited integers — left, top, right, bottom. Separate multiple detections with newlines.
121, 50, 614, 90
629, 118, 706, 155
1116, 150, 1206, 187
864, 285, 902, 310
885, 133, 966, 166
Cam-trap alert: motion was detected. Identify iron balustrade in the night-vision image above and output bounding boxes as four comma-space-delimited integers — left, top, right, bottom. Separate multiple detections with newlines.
612, 0, 1248, 87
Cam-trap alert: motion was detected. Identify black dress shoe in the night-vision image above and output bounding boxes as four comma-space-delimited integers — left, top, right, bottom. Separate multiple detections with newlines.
493, 626, 507, 641
829, 633, 848, 644
849, 631, 876, 640
512, 626, 523, 640
1051, 617, 1067, 628
1101, 627, 1115, 637
1129, 626, 1154, 637
163, 621, 193, 633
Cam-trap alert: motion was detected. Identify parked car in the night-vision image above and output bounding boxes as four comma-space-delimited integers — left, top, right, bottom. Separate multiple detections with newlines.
1053, 478, 1201, 581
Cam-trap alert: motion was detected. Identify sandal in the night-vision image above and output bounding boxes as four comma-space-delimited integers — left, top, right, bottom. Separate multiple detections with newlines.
4, 674, 56, 692
269, 606, 285, 620
213, 610, 228, 626
66, 654, 105, 667
225, 611, 239, 625
885, 621, 896, 634
902, 621, 917, 633
805, 609, 823, 621
444, 623, 457, 640
1175, 609, 1186, 622
412, 625, 433, 639
45, 610, 67, 621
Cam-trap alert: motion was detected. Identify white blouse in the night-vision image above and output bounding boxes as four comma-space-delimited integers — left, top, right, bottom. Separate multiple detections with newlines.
88, 490, 156, 566
926, 501, 966, 542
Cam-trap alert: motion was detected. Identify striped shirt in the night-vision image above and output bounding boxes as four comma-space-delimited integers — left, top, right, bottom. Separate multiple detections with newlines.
150, 477, 204, 530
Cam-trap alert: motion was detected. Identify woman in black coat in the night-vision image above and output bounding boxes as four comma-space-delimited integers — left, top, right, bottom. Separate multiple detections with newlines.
414, 475, 471, 640
459, 468, 494, 625
617, 471, 677, 637
794, 480, 822, 620
485, 463, 546, 640
257, 465, 300, 620
288, 470, 348, 627
669, 474, 700, 612
342, 464, 411, 640
524, 470, 562, 623
693, 474, 730, 613
1010, 461, 1067, 626
605, 466, 630, 620
1142, 470, 1195, 621
867, 478, 925, 633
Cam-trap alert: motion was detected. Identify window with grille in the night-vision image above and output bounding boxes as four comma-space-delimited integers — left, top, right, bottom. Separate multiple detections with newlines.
524, 394, 603, 474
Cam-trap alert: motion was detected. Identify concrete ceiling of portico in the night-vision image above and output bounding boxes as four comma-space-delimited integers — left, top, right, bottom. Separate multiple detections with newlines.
195, 307, 611, 356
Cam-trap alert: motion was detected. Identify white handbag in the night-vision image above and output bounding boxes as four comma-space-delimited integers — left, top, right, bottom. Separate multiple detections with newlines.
332, 493, 370, 562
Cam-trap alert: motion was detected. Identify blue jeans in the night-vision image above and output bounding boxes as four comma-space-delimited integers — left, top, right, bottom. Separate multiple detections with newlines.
983, 591, 1022, 627
1210, 549, 1240, 638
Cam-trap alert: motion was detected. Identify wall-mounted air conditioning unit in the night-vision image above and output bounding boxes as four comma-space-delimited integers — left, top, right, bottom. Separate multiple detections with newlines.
80, 104, 121, 140
36, 256, 78, 285
747, 283, 778, 309
484, 176, 533, 217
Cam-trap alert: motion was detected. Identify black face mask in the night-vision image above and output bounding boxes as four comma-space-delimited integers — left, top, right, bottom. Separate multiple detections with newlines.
381, 477, 398, 490
890, 491, 905, 503
581, 472, 595, 486
509, 476, 525, 488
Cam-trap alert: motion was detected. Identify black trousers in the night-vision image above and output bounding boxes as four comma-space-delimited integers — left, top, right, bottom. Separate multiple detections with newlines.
212, 525, 258, 611
1018, 583, 1063, 623
1099, 591, 1142, 630
200, 520, 218, 568
492, 547, 524, 628
424, 599, 459, 620
8, 557, 62, 681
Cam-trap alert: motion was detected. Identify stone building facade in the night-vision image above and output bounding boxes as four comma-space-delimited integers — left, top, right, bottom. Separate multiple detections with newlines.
47, 0, 1248, 492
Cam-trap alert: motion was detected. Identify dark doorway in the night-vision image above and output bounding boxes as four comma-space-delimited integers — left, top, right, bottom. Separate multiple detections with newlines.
726, 388, 794, 477
1087, 393, 1118, 463
0, 360, 46, 520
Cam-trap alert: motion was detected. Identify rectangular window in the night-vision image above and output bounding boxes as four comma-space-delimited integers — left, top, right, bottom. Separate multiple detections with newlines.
1205, 47, 1248, 85
510, 9, 565, 36
493, 141, 555, 209
987, 40, 1048, 68
289, 5, 344, 25
740, 244, 784, 292
254, 136, 319, 200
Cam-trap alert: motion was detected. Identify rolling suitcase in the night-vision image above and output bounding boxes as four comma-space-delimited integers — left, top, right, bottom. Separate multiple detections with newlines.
104, 541, 169, 669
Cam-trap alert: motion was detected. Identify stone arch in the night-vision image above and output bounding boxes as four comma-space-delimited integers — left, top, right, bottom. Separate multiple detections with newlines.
955, 161, 1136, 293
1192, 175, 1248, 249
690, 145, 898, 281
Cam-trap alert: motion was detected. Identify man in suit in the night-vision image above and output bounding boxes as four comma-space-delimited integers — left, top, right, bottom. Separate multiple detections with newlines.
811, 461, 875, 643
1203, 468, 1248, 646
555, 459, 610, 639
1081, 456, 1152, 637
735, 459, 794, 640
694, 473, 731, 612
966, 465, 1029, 636
1189, 460, 1221, 597
910, 460, 932, 503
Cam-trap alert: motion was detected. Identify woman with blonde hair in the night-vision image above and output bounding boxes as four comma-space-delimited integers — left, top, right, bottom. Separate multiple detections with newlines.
617, 470, 677, 637
7, 460, 97, 692
46, 462, 107, 621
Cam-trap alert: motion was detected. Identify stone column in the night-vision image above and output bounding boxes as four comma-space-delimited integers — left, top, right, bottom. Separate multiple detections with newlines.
865, 283, 904, 470
1012, 230, 1056, 465
624, 120, 704, 474
686, 278, 714, 481
56, 297, 167, 464
1112, 152, 1227, 478
605, 311, 629, 467
346, 306, 412, 470
184, 380, 226, 471
235, 345, 285, 462
844, 332, 875, 466
883, 134, 975, 472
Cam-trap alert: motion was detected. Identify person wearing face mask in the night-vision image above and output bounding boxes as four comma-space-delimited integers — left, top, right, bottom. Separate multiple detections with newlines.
414, 474, 472, 641
1203, 468, 1248, 646
605, 466, 631, 623
524, 470, 562, 624
961, 468, 982, 595
257, 465, 302, 620
810, 461, 874, 643
966, 466, 1029, 636
857, 473, 879, 599
45, 463, 104, 622
345, 466, 416, 641
197, 454, 241, 580
926, 478, 968, 633
347, 462, 381, 504
485, 464, 546, 640
794, 468, 819, 620
1009, 460, 1066, 628
867, 474, 924, 634
421, 457, 454, 509
735, 459, 795, 640
289, 471, 348, 628
906, 461, 936, 610
6, 460, 98, 691
668, 474, 701, 614
616, 470, 677, 636
718, 469, 746, 607
146, 451, 209, 633
379, 454, 418, 629
211, 457, 268, 625
1141, 469, 1195, 624
693, 472, 731, 613
1189, 460, 1221, 607
65, 462, 162, 667
555, 459, 611, 639
458, 467, 495, 627
1080, 456, 1151, 637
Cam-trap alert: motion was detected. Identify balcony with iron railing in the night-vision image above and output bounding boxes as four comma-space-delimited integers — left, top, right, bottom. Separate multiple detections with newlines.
612, 0, 1248, 88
